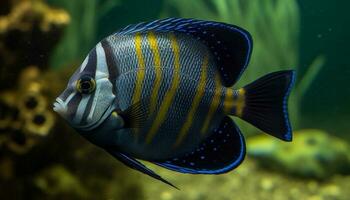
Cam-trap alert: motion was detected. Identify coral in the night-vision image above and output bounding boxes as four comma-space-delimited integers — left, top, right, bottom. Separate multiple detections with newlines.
0, 0, 70, 90
0, 66, 55, 154
247, 129, 350, 179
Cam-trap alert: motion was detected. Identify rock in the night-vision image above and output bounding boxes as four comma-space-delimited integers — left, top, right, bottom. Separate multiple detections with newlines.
260, 178, 275, 191
34, 165, 88, 198
141, 158, 350, 200
321, 184, 341, 198
247, 129, 350, 179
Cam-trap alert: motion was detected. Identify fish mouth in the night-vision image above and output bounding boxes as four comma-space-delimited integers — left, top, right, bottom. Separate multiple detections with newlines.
53, 98, 115, 132
53, 98, 67, 115
73, 105, 115, 132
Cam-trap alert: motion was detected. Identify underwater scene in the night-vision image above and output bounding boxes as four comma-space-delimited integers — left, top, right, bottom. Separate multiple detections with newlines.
0, 0, 349, 199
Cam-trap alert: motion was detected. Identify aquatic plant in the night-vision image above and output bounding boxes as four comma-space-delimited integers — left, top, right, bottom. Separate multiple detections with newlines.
48, 0, 121, 68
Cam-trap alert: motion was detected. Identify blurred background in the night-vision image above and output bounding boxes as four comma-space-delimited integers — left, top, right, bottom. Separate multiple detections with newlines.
0, 0, 349, 199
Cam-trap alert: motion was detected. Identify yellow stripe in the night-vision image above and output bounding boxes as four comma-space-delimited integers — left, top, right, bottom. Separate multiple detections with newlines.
132, 33, 146, 105
200, 74, 221, 135
145, 33, 181, 144
223, 88, 234, 114
148, 32, 162, 114
175, 54, 209, 147
235, 88, 246, 117
222, 88, 246, 117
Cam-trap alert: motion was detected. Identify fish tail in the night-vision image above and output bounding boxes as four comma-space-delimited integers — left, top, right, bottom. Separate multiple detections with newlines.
234, 70, 296, 141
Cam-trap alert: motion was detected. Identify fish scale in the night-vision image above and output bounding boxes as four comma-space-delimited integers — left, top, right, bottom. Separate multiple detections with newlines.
112, 33, 223, 159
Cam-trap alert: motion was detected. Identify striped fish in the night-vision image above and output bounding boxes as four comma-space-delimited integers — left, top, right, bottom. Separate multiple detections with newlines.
53, 18, 296, 188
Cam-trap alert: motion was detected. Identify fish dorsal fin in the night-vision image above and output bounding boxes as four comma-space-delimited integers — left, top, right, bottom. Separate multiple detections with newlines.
116, 18, 253, 86
152, 116, 246, 174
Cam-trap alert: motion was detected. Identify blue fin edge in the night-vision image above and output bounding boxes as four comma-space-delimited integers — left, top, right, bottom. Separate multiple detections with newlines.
153, 124, 246, 174
283, 70, 296, 141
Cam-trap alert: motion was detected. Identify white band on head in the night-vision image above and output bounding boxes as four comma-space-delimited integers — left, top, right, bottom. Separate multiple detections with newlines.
95, 42, 109, 79
80, 55, 90, 73
73, 95, 91, 124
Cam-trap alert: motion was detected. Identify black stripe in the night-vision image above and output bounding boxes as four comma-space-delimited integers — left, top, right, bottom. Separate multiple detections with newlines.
60, 88, 73, 101
83, 47, 97, 75
81, 92, 95, 124
67, 94, 82, 119
101, 39, 119, 95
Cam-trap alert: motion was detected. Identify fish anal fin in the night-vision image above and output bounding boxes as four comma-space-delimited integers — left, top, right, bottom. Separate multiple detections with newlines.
153, 116, 246, 174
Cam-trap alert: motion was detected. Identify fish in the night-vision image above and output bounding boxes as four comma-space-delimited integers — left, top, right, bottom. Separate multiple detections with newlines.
53, 18, 296, 188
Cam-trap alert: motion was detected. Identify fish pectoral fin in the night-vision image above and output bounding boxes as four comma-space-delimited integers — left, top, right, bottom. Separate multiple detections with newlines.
116, 18, 252, 87
118, 100, 150, 129
153, 116, 246, 174
106, 148, 179, 189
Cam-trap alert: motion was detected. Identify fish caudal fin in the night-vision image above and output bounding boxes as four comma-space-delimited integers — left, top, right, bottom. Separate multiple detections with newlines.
238, 70, 296, 141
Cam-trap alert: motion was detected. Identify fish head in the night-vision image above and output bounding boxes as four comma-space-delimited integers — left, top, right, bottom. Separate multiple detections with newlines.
53, 43, 117, 131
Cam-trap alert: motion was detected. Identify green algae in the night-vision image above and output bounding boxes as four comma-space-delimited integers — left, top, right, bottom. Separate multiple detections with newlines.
248, 129, 350, 179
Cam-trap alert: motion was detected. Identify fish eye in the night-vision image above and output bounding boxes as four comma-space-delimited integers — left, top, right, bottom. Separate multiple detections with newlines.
76, 75, 96, 94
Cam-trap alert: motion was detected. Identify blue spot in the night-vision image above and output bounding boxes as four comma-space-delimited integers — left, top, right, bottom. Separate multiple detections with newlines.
201, 156, 205, 160
190, 162, 195, 166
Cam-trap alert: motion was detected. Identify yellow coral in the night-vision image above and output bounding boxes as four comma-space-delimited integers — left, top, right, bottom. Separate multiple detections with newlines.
0, 0, 70, 33
24, 110, 54, 137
